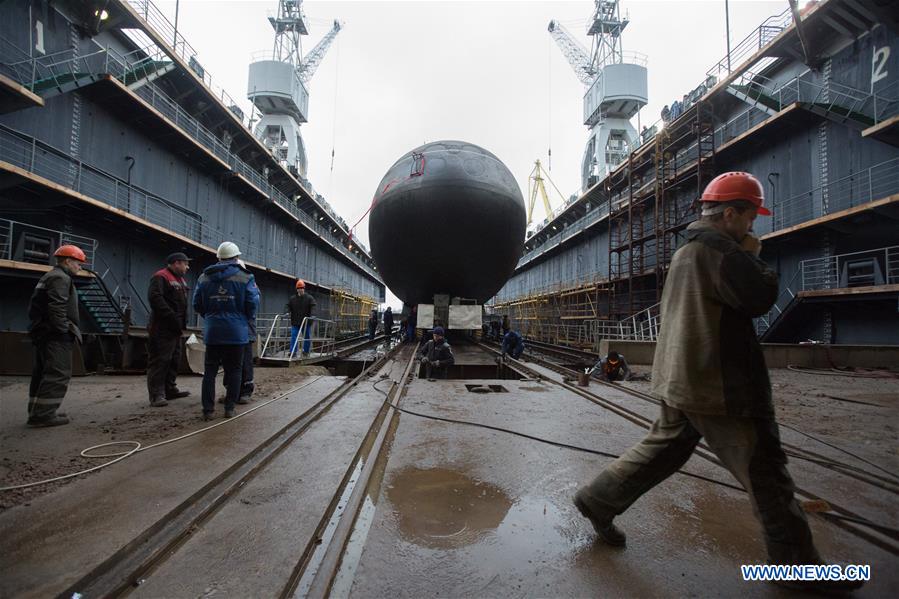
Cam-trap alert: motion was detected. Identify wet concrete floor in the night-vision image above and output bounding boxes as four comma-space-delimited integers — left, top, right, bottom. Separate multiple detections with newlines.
344, 376, 898, 597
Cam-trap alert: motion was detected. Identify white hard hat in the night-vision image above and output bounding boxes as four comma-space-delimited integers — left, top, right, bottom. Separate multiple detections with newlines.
217, 241, 241, 259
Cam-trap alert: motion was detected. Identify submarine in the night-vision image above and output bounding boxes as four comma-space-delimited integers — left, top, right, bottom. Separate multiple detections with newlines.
368, 140, 526, 306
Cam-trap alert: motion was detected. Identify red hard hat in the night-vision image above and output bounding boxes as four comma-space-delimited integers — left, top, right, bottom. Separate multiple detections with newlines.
54, 244, 86, 262
700, 172, 771, 215
295, 279, 306, 289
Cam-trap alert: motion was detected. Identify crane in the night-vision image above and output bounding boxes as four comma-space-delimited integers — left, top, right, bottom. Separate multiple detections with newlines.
547, 1, 647, 191
248, 1, 342, 179
527, 160, 567, 227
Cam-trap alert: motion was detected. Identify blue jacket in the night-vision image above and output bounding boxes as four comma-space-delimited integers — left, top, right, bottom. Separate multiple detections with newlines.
501, 331, 524, 355
193, 261, 259, 345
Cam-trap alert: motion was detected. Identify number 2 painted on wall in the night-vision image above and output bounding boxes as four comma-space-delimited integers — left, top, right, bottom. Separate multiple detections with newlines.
872, 46, 890, 87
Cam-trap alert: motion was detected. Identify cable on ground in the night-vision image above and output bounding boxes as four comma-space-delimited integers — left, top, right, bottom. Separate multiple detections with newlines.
0, 376, 325, 492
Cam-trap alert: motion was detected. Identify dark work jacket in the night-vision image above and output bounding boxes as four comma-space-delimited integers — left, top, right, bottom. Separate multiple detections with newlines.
651, 222, 778, 417
287, 293, 316, 327
28, 266, 81, 342
193, 261, 259, 345
148, 266, 189, 336
383, 310, 394, 332
419, 339, 455, 369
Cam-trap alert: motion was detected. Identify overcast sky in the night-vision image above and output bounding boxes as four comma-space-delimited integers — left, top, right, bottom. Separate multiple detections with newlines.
159, 0, 783, 306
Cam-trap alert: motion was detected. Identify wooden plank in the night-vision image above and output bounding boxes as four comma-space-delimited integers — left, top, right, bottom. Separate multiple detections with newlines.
862, 114, 899, 139
0, 258, 93, 277
0, 73, 44, 110
762, 194, 899, 241
798, 284, 899, 298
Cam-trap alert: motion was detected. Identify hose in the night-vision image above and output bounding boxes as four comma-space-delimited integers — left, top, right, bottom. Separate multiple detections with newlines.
0, 377, 325, 492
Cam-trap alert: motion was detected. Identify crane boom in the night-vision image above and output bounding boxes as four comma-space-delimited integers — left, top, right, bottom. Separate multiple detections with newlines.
547, 20, 597, 87
298, 20, 342, 84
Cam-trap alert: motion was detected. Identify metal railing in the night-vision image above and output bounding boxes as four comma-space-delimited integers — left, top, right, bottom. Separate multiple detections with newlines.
775, 157, 899, 229
0, 218, 97, 268
260, 314, 336, 360
801, 245, 899, 291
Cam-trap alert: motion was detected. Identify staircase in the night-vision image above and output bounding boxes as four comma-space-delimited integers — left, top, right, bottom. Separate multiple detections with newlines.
75, 274, 125, 334
726, 84, 780, 116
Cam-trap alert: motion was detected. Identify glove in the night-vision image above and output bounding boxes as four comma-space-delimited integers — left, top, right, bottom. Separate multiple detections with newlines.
433, 360, 440, 368
420, 357, 430, 364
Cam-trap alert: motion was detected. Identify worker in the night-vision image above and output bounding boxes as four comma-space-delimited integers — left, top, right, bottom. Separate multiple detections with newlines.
367, 308, 378, 340
146, 252, 191, 408
591, 350, 631, 382
500, 330, 525, 360
26, 245, 86, 427
572, 172, 860, 592
419, 326, 454, 379
193, 242, 259, 420
222, 258, 256, 405
383, 307, 394, 343
287, 279, 316, 357
406, 305, 417, 344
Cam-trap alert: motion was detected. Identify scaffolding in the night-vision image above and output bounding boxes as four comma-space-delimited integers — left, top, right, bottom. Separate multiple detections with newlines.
329, 287, 377, 339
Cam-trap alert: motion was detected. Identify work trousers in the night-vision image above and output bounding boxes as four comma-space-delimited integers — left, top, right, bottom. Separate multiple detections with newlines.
289, 324, 312, 357
202, 344, 243, 413
581, 402, 820, 565
225, 342, 255, 398
28, 337, 73, 421
146, 332, 182, 401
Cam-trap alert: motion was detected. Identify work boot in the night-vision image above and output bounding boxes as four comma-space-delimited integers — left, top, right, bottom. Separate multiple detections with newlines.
202, 412, 214, 422
224, 409, 236, 418
165, 389, 190, 400
149, 398, 169, 407
27, 415, 70, 428
573, 489, 627, 546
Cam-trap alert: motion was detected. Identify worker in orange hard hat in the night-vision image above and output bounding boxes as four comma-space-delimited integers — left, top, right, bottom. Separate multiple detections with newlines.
574, 172, 861, 592
287, 278, 316, 358
25, 245, 87, 427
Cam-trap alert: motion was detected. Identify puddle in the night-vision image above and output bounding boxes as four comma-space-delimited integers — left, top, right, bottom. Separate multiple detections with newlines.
386, 467, 513, 549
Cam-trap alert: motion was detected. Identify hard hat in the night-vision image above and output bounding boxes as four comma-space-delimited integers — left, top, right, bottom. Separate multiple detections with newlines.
295, 279, 306, 289
54, 245, 86, 262
216, 241, 241, 259
700, 172, 771, 215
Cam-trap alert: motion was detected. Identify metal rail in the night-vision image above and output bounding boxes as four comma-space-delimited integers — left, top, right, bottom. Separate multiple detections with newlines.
60, 343, 405, 598
479, 340, 899, 555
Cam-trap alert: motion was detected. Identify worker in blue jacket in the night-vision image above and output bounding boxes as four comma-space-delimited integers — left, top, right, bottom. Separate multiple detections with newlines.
193, 242, 259, 420
501, 330, 525, 360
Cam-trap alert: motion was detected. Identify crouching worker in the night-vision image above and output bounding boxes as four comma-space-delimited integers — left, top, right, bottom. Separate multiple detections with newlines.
26, 245, 86, 427
500, 330, 525, 360
419, 326, 455, 379
591, 350, 630, 382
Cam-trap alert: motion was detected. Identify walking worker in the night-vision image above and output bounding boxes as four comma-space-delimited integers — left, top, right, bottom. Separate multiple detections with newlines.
573, 172, 860, 592
500, 329, 525, 360
591, 350, 631, 382
146, 252, 191, 407
193, 242, 259, 420
418, 326, 455, 379
383, 307, 394, 342
26, 245, 85, 427
287, 279, 316, 357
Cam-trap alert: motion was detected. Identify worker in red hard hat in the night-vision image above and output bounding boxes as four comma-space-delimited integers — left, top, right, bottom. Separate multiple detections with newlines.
287, 278, 316, 358
25, 245, 87, 427
573, 172, 862, 592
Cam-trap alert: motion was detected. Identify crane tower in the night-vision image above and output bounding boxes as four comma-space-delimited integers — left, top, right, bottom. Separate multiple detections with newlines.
549, 0, 647, 190
247, 0, 341, 179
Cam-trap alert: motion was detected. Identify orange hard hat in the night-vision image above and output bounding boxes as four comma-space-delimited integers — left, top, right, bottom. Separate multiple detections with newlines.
295, 279, 306, 289
700, 172, 771, 215
54, 244, 86, 262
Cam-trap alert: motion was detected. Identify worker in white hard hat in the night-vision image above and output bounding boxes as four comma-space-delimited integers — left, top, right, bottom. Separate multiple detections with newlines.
573, 172, 862, 593
192, 242, 259, 420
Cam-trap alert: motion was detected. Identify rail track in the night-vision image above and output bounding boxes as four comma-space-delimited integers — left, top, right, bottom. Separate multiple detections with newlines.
479, 339, 899, 555
60, 342, 415, 598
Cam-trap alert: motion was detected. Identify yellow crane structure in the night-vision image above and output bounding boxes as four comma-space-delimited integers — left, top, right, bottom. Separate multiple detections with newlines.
527, 159, 568, 226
